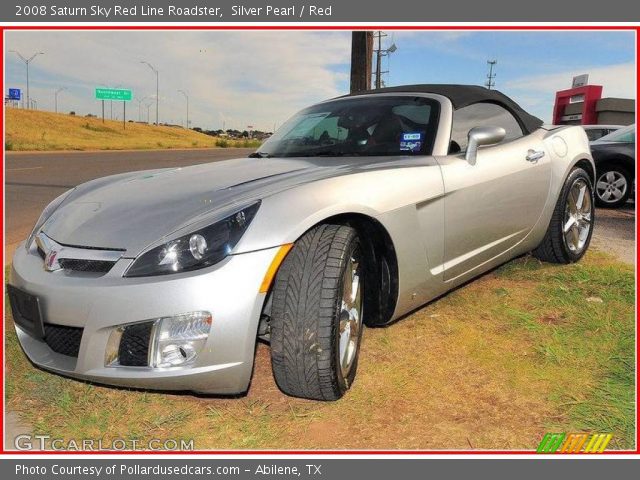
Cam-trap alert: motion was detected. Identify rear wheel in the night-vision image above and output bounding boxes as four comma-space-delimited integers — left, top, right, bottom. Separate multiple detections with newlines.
270, 224, 364, 401
533, 167, 594, 264
595, 165, 631, 208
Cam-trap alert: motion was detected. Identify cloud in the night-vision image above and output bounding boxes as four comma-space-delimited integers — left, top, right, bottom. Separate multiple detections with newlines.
5, 31, 351, 130
504, 62, 636, 121
393, 31, 473, 43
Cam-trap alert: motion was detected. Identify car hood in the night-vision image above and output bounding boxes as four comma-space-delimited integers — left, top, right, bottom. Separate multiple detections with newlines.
41, 156, 380, 256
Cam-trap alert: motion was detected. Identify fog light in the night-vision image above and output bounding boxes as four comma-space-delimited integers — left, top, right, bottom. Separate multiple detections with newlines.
104, 311, 212, 368
153, 311, 212, 368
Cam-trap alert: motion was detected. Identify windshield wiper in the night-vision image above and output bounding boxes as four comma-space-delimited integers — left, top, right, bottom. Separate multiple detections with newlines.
248, 152, 273, 158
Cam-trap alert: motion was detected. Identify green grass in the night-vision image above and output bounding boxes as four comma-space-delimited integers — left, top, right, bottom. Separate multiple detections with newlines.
493, 255, 635, 448
4, 251, 635, 450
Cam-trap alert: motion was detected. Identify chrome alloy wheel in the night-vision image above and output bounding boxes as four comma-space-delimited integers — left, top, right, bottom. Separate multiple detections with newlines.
563, 178, 593, 253
338, 252, 363, 378
596, 171, 627, 203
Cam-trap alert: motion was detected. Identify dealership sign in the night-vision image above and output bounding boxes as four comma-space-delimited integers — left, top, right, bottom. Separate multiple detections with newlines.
95, 87, 132, 101
7, 88, 21, 100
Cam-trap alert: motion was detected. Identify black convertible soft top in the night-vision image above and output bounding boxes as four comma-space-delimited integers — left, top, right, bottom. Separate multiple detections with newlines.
340, 84, 543, 134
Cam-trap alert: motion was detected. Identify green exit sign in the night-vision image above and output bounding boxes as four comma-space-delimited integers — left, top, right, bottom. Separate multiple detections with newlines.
95, 88, 132, 101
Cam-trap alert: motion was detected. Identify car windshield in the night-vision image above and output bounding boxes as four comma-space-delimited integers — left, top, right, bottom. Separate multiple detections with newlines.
595, 124, 635, 144
255, 96, 441, 158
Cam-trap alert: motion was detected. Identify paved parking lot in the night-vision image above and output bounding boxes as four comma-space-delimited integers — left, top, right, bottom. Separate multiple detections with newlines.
590, 202, 635, 265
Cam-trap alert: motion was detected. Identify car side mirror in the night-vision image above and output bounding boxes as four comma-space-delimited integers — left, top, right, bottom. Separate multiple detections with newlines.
465, 126, 506, 165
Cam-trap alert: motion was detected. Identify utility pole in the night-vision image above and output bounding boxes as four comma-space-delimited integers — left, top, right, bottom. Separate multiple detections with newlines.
178, 90, 189, 129
9, 50, 44, 110
54, 87, 67, 114
485, 60, 497, 90
350, 31, 373, 93
141, 61, 159, 125
373, 32, 397, 89
375, 31, 383, 89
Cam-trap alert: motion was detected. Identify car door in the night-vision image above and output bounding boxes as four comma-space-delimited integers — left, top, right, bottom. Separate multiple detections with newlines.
437, 102, 552, 282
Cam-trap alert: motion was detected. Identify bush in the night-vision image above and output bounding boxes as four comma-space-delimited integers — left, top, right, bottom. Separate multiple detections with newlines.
215, 138, 229, 148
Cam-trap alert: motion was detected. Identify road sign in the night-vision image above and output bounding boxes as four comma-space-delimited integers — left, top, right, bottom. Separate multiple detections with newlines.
572, 74, 589, 88
95, 87, 132, 101
8, 88, 21, 100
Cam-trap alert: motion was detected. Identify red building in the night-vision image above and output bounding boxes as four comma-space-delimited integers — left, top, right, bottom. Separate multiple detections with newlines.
552, 75, 634, 126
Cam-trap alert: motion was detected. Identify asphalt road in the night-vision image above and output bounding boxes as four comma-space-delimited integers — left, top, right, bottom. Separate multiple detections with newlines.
5, 148, 254, 263
4, 148, 635, 265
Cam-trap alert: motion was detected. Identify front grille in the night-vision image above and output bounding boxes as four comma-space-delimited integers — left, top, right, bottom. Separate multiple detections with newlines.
58, 258, 115, 273
34, 233, 121, 275
44, 323, 83, 357
118, 322, 154, 367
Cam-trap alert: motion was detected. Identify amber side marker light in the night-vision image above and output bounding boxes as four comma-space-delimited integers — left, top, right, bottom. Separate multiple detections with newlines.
259, 244, 294, 293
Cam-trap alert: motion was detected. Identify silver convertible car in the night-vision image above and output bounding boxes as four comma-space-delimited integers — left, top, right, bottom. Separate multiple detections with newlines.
9, 85, 595, 401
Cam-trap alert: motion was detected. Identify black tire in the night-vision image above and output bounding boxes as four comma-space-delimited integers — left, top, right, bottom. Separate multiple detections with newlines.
533, 167, 594, 264
270, 224, 364, 401
594, 164, 632, 208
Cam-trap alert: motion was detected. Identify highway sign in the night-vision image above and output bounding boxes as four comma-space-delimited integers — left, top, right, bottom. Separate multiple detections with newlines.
95, 87, 132, 101
8, 88, 21, 100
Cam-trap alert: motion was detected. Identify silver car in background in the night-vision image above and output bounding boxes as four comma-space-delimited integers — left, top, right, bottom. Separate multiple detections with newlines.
9, 85, 595, 401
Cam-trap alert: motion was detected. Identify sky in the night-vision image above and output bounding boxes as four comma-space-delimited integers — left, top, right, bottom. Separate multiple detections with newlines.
4, 30, 636, 131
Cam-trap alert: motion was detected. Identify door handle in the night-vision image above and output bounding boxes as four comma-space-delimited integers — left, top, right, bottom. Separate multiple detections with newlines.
526, 149, 545, 163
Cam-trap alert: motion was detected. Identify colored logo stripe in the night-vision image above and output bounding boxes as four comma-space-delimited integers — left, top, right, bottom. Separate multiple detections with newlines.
537, 433, 566, 453
584, 433, 613, 453
537, 432, 612, 453
560, 433, 589, 453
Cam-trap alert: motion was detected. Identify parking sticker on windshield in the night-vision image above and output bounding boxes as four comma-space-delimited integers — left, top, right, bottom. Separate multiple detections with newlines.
400, 132, 423, 152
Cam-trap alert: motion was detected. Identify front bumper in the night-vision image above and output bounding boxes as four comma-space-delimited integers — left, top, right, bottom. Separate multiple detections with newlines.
9, 242, 280, 394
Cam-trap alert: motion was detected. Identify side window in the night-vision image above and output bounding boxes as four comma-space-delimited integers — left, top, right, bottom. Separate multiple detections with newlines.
585, 129, 604, 142
450, 102, 525, 153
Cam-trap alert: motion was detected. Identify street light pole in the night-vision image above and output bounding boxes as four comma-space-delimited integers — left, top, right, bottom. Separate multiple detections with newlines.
178, 90, 189, 129
9, 50, 44, 109
54, 87, 67, 114
135, 97, 147, 122
145, 101, 153, 124
141, 61, 159, 125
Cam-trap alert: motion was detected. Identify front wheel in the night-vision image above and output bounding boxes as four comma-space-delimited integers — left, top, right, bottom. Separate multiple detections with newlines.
533, 167, 594, 264
595, 165, 631, 208
270, 224, 364, 401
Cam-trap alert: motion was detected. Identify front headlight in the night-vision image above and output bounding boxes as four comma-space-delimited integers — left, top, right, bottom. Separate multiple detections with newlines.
124, 201, 260, 277
26, 188, 75, 250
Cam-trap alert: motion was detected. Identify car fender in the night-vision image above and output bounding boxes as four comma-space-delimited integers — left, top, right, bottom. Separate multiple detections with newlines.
520, 126, 594, 252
